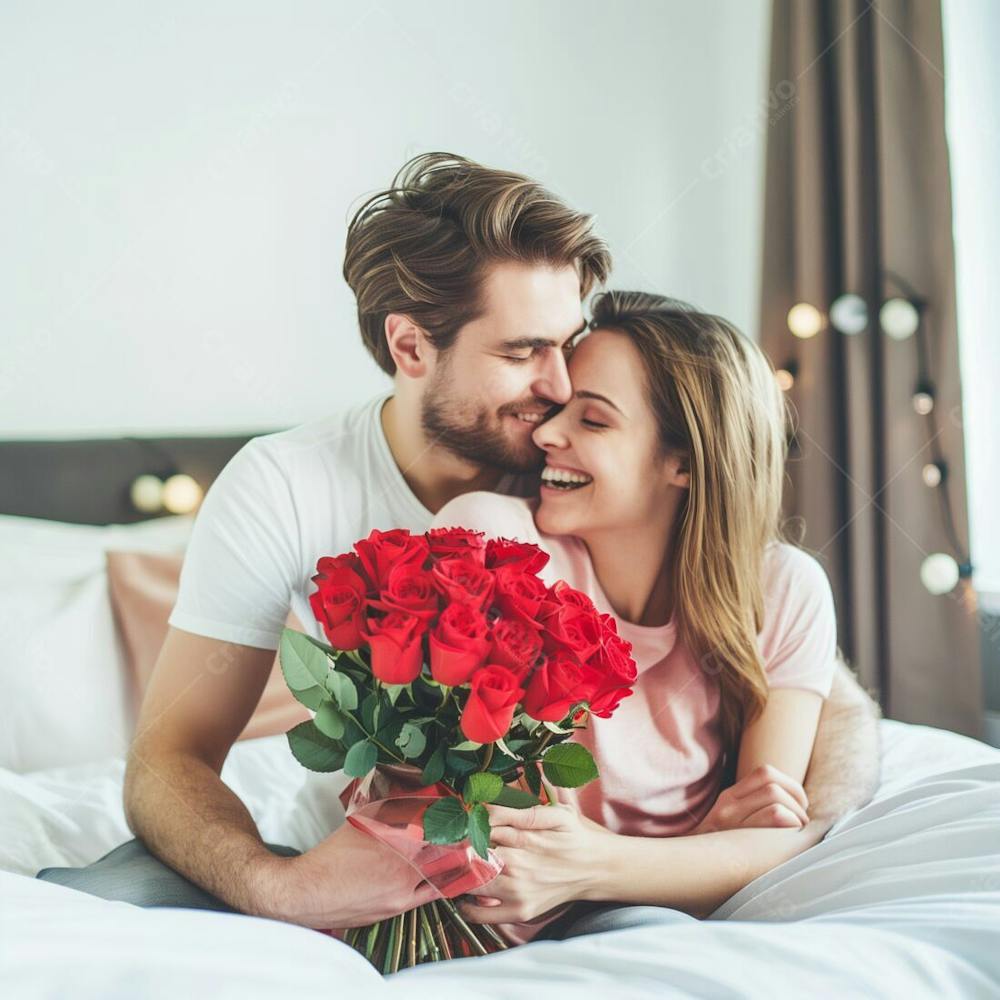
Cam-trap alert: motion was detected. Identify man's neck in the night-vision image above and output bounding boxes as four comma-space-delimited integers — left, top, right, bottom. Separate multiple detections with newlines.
380, 394, 508, 515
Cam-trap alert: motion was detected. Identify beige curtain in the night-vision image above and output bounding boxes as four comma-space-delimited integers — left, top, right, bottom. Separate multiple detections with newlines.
760, 0, 982, 737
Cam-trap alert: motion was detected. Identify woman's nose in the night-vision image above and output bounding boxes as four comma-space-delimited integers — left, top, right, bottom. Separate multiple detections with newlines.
532, 409, 569, 451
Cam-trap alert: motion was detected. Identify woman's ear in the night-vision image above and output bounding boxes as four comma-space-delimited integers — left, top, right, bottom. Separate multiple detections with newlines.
668, 454, 691, 490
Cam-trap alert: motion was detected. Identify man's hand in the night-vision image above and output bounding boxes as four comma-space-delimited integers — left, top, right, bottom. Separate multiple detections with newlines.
692, 764, 810, 834
259, 819, 442, 929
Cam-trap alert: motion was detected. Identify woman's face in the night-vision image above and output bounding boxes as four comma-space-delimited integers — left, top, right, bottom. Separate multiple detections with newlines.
531, 328, 688, 539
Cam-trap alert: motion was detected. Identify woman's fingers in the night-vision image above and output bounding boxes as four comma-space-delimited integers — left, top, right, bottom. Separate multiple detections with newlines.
742, 784, 809, 825
742, 802, 805, 828
730, 765, 809, 812
484, 803, 568, 830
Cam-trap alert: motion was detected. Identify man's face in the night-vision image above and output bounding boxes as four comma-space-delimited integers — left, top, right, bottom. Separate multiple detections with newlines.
421, 261, 587, 474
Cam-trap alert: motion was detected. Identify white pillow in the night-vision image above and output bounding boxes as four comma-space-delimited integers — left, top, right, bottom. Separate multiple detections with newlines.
0, 514, 194, 773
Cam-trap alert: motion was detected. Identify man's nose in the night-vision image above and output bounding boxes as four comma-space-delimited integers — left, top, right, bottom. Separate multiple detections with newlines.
532, 350, 573, 406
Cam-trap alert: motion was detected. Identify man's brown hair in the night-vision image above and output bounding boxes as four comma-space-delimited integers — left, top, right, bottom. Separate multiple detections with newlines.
343, 152, 611, 375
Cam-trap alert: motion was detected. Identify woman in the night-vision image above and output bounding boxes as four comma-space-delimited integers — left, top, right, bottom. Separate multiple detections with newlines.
428, 290, 838, 945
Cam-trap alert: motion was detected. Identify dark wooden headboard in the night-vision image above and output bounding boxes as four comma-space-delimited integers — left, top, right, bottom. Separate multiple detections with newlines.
0, 431, 286, 525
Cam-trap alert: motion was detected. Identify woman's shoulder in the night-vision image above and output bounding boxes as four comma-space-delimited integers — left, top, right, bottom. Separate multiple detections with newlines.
431, 491, 538, 542
762, 541, 834, 599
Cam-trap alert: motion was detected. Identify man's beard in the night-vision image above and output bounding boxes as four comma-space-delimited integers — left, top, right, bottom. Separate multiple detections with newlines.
421, 369, 547, 476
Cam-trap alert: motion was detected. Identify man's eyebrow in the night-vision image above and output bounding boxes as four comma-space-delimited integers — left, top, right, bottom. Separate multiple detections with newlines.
574, 389, 625, 417
498, 320, 588, 352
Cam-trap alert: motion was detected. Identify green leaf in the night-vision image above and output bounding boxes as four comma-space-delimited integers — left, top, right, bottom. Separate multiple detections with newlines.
421, 744, 446, 785
452, 740, 483, 751
487, 751, 520, 774
422, 797, 469, 845
516, 713, 542, 734
542, 742, 599, 788
313, 701, 346, 740
383, 683, 406, 707
279, 628, 331, 691
495, 736, 523, 760
344, 739, 378, 778
326, 671, 359, 712
395, 722, 427, 760
286, 720, 346, 772
493, 784, 542, 808
464, 771, 503, 805
542, 720, 574, 735
289, 684, 327, 711
445, 750, 479, 776
468, 803, 491, 860
360, 692, 379, 732
524, 761, 542, 796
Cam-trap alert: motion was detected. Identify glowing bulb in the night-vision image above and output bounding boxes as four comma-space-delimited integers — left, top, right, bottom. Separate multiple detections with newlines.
829, 293, 868, 335
162, 474, 203, 514
920, 552, 960, 595
912, 390, 935, 415
921, 462, 944, 488
775, 368, 795, 391
880, 298, 920, 341
787, 303, 824, 339
130, 474, 164, 513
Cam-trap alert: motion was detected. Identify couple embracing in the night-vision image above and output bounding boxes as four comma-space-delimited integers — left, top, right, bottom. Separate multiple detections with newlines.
39, 152, 882, 945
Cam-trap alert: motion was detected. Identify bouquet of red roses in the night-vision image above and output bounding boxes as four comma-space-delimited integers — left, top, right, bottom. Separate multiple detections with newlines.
279, 524, 637, 972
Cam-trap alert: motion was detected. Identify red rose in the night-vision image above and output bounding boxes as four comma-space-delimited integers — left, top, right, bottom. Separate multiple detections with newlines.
522, 654, 587, 722
485, 537, 550, 575
431, 556, 495, 611
429, 603, 491, 686
492, 565, 548, 623
539, 580, 599, 618
354, 529, 429, 591
459, 664, 525, 744
308, 554, 369, 650
582, 622, 637, 718
489, 616, 543, 680
368, 562, 440, 624
541, 600, 603, 662
358, 610, 425, 684
425, 526, 488, 565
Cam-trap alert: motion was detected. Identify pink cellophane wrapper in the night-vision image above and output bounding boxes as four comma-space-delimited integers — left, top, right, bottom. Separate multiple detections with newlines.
318, 763, 506, 941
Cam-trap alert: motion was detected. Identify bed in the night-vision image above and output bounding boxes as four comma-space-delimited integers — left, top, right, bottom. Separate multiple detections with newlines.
2, 435, 999, 999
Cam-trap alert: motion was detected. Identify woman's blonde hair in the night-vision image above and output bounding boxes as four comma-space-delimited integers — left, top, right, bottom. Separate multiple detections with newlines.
589, 290, 791, 767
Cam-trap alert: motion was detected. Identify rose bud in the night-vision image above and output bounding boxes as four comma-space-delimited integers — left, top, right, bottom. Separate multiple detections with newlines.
459, 665, 525, 744
429, 602, 491, 686
358, 610, 426, 684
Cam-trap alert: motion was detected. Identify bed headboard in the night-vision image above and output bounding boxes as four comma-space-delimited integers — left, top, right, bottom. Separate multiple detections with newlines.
0, 431, 285, 525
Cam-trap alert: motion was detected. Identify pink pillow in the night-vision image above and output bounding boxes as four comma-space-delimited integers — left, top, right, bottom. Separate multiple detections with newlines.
105, 549, 312, 742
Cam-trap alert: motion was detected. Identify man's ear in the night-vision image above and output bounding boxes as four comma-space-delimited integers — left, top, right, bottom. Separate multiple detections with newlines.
385, 312, 429, 378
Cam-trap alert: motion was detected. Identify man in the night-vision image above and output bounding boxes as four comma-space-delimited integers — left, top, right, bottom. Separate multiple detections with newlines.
37, 152, 882, 935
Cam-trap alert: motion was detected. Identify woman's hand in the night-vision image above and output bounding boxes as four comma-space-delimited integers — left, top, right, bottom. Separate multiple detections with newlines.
457, 802, 614, 926
692, 764, 810, 834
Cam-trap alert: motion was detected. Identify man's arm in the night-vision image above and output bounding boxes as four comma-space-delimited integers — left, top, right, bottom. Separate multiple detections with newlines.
123, 627, 293, 917
801, 652, 884, 830
124, 626, 442, 928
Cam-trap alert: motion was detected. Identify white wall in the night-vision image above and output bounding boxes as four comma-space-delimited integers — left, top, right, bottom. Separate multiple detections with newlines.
942, 0, 1000, 602
0, 0, 772, 438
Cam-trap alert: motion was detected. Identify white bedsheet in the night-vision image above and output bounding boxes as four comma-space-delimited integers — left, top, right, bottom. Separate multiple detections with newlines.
2, 719, 999, 999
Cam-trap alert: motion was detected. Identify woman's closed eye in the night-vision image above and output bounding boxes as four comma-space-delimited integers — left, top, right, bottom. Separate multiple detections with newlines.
582, 418, 607, 429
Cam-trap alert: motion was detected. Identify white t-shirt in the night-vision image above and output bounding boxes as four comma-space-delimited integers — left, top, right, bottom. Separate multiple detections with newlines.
167, 391, 539, 650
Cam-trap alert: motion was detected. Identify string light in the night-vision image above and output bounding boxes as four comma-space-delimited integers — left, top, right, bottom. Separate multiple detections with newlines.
922, 462, 945, 488
880, 297, 921, 341
163, 474, 204, 514
787, 302, 824, 339
130, 474, 164, 513
775, 361, 797, 391
920, 553, 960, 595
912, 386, 936, 415
829, 293, 868, 335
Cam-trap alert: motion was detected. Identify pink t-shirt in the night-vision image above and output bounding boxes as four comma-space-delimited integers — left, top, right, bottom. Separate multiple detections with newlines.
428, 490, 837, 945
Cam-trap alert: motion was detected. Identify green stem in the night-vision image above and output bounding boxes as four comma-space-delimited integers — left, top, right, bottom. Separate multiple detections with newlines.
437, 898, 489, 956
